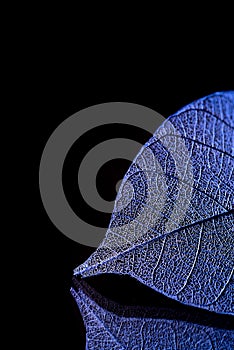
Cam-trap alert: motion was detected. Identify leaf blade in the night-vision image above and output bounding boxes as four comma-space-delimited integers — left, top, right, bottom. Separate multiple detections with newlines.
74, 92, 234, 315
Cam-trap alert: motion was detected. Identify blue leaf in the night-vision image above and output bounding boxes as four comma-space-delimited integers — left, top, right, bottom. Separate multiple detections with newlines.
74, 92, 234, 315
71, 279, 234, 349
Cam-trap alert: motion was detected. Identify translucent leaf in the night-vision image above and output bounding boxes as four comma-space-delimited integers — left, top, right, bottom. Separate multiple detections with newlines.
74, 92, 234, 315
71, 279, 234, 350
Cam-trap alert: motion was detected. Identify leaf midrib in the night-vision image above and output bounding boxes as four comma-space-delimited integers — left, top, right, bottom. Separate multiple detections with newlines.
77, 210, 233, 275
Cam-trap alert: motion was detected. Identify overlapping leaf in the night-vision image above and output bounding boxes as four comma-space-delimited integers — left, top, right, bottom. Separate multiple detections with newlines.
74, 92, 234, 315
71, 279, 234, 350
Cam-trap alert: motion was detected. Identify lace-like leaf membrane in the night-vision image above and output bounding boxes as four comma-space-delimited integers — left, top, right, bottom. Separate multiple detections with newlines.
71, 280, 234, 350
74, 92, 234, 315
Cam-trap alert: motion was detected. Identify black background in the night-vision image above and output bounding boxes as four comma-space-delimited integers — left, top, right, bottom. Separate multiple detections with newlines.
33, 45, 234, 349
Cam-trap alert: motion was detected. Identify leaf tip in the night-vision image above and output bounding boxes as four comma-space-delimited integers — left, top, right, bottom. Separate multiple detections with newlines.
73, 262, 89, 277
